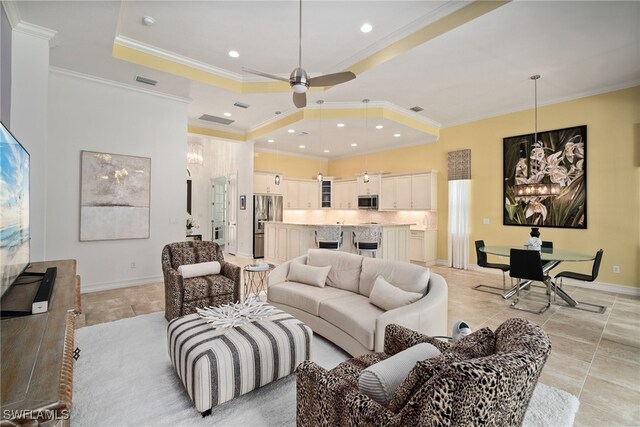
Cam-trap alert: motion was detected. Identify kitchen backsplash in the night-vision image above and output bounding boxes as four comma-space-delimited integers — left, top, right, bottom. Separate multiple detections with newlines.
282, 209, 437, 229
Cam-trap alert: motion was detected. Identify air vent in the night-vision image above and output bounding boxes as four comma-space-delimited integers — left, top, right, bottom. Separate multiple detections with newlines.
233, 101, 250, 109
296, 131, 309, 137
409, 106, 424, 112
135, 75, 157, 86
199, 114, 235, 125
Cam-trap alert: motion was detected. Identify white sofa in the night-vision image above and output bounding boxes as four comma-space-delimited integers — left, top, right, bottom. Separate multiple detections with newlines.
267, 249, 448, 356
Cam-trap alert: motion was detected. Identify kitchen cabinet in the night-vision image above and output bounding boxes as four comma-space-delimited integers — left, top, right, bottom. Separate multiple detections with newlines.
356, 174, 380, 196
411, 173, 437, 210
333, 180, 357, 209
253, 172, 281, 194
409, 229, 437, 266
282, 179, 319, 209
380, 226, 410, 262
381, 175, 412, 210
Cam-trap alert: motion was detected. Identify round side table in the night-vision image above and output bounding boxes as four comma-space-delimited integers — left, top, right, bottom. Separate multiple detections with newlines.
243, 263, 275, 301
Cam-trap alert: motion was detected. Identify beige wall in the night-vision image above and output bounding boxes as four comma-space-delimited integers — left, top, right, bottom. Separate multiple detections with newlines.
254, 150, 328, 179
258, 86, 640, 288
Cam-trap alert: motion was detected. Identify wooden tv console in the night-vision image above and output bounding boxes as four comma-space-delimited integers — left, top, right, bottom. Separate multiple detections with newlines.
1, 260, 80, 426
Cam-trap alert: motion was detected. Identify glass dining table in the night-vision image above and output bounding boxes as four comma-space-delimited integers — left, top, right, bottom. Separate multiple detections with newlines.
480, 245, 595, 308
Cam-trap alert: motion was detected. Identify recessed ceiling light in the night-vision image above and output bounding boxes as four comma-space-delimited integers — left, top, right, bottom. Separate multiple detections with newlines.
288, 129, 295, 133
394, 133, 401, 137
223, 112, 231, 117
337, 123, 345, 128
376, 125, 384, 129
360, 23, 373, 33
267, 139, 274, 143
228, 50, 240, 58
299, 145, 305, 148
351, 143, 358, 147
323, 149, 330, 153
142, 16, 155, 26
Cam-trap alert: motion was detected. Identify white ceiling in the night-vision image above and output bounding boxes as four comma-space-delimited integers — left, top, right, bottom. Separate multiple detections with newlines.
11, 1, 640, 159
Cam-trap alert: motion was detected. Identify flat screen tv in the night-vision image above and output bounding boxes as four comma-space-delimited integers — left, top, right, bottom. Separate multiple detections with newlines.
0, 121, 30, 298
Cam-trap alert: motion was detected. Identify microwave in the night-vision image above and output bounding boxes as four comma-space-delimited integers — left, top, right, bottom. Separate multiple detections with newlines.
358, 195, 378, 210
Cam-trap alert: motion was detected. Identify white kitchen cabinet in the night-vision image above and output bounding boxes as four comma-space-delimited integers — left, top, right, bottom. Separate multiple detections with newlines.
381, 226, 410, 262
381, 175, 412, 210
411, 173, 437, 210
282, 179, 319, 209
265, 223, 313, 263
333, 180, 357, 209
253, 172, 281, 194
409, 229, 437, 266
282, 179, 298, 209
356, 174, 380, 196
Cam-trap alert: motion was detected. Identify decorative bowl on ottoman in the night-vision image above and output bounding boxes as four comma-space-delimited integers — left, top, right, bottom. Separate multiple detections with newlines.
167, 301, 312, 415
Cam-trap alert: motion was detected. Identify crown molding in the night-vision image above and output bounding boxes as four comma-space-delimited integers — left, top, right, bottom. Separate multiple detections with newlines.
49, 66, 191, 104
14, 21, 59, 47
255, 147, 328, 162
1, 1, 20, 28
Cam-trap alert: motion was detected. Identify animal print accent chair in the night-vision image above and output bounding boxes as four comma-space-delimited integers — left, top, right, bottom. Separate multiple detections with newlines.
162, 241, 241, 321
296, 318, 551, 427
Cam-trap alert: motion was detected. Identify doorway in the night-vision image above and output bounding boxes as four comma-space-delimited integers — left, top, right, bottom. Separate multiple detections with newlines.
211, 177, 227, 249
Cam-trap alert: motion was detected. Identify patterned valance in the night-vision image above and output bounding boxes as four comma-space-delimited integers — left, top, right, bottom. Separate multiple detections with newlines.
448, 149, 471, 181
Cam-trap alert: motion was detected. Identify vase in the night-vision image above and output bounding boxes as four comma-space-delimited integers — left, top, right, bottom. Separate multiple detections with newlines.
530, 227, 541, 238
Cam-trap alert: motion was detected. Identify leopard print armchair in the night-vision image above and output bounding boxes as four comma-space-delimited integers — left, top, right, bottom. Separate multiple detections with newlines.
161, 241, 241, 321
296, 318, 551, 427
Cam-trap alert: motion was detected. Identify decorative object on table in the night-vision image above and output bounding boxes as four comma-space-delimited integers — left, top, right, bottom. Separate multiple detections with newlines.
246, 261, 270, 271
80, 150, 151, 241
530, 227, 541, 238
503, 76, 587, 229
196, 299, 279, 329
186, 212, 198, 235
239, 195, 246, 210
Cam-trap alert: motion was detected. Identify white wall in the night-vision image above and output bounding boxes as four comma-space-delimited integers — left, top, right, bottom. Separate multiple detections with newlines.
47, 69, 188, 292
0, 6, 11, 126
188, 135, 254, 258
10, 28, 52, 262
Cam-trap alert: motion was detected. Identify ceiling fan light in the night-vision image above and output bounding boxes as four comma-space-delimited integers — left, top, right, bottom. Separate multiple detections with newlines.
292, 83, 308, 93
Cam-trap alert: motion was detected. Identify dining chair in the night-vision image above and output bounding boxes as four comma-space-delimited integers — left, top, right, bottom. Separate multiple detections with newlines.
352, 226, 381, 258
473, 240, 511, 295
553, 249, 606, 313
315, 225, 343, 250
509, 248, 552, 314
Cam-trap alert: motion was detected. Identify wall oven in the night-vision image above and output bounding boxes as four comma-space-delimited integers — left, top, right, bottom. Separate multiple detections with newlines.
358, 195, 378, 210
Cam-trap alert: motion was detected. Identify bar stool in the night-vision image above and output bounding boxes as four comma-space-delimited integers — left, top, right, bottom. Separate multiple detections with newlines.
315, 225, 343, 250
353, 226, 381, 258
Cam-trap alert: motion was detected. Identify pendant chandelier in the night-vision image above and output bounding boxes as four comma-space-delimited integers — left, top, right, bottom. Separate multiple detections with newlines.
187, 141, 203, 165
316, 100, 324, 182
515, 75, 560, 198
362, 98, 370, 183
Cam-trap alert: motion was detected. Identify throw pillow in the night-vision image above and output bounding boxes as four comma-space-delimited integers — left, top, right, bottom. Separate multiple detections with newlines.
287, 262, 331, 288
178, 261, 221, 278
358, 343, 441, 406
369, 276, 423, 311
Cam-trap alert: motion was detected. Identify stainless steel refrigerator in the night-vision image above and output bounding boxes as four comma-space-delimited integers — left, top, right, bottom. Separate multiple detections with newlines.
253, 194, 283, 258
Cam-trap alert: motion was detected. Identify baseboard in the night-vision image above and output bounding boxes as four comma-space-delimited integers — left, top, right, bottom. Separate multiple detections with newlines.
467, 263, 640, 296
235, 251, 254, 259
81, 275, 163, 294
436, 259, 449, 266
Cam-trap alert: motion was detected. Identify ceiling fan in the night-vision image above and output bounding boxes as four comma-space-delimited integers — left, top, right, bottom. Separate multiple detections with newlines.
243, 0, 356, 108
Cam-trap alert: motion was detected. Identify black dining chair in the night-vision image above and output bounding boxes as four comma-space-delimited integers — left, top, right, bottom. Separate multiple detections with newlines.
509, 249, 553, 314
553, 249, 606, 313
473, 240, 511, 295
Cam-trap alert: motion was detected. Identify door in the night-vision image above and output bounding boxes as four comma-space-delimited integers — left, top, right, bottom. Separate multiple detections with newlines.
211, 177, 226, 248
226, 173, 238, 254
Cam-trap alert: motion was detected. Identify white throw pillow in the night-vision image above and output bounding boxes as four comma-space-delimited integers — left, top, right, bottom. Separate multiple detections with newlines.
287, 262, 331, 288
358, 343, 441, 406
178, 261, 221, 278
369, 275, 423, 311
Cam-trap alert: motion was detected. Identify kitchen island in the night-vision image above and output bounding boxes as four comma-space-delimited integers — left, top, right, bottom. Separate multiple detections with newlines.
263, 222, 411, 264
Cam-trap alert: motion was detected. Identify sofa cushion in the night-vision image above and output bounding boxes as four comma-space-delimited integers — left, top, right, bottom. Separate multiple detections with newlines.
369, 276, 423, 311
359, 257, 430, 297
308, 249, 363, 293
268, 282, 353, 316
319, 293, 383, 350
182, 274, 236, 302
287, 262, 331, 288
358, 342, 441, 406
178, 261, 221, 278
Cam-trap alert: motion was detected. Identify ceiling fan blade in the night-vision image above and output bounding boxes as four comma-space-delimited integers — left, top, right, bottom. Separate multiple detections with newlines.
242, 67, 290, 83
293, 92, 307, 108
308, 71, 356, 87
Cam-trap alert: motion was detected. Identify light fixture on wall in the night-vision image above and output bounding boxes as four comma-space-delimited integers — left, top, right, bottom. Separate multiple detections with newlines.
187, 141, 203, 165
316, 100, 324, 182
362, 98, 370, 183
515, 75, 560, 198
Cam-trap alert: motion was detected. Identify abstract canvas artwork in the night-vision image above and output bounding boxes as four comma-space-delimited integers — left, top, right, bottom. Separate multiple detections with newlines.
503, 125, 587, 229
80, 151, 151, 241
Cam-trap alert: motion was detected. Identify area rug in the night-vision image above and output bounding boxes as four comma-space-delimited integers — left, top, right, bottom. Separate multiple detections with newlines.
72, 312, 579, 427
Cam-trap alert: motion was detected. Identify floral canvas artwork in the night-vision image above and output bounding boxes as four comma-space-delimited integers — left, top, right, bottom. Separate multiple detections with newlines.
503, 125, 587, 229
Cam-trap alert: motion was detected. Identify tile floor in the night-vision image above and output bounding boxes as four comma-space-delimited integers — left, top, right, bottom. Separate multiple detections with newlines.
76, 254, 640, 426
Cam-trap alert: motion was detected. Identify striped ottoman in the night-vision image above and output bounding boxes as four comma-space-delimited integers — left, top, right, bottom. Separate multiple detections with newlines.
167, 306, 312, 415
